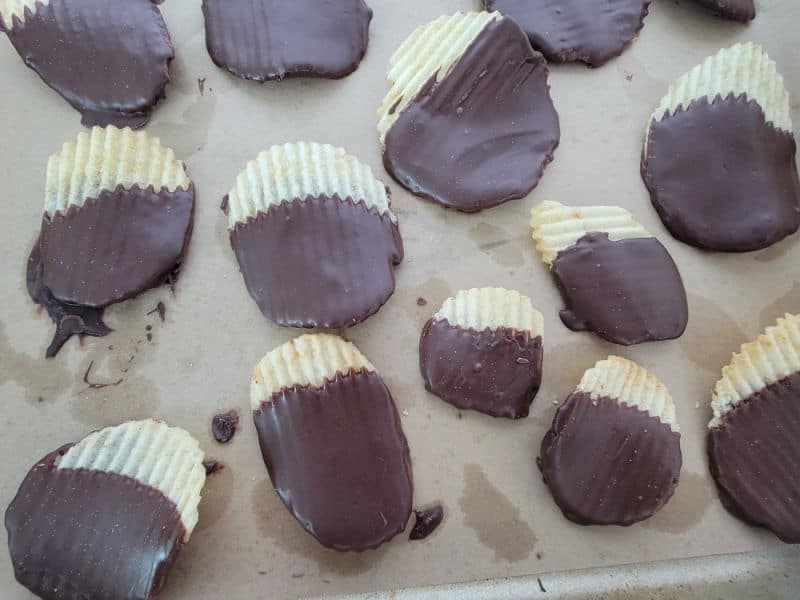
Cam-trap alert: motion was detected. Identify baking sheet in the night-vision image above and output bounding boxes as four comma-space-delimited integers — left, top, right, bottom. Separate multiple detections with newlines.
0, 0, 798, 598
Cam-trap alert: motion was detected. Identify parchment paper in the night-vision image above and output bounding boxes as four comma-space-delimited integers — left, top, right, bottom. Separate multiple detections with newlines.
1, 0, 798, 598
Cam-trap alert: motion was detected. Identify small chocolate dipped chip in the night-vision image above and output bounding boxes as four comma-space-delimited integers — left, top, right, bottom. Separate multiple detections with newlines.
708, 314, 800, 544
642, 43, 799, 252
225, 142, 402, 329
530, 201, 688, 345
419, 287, 544, 419
0, 0, 174, 128
202, 0, 372, 81
539, 357, 682, 526
378, 12, 559, 213
691, 0, 755, 22
251, 334, 413, 551
28, 126, 194, 357
5, 420, 206, 600
483, 0, 651, 67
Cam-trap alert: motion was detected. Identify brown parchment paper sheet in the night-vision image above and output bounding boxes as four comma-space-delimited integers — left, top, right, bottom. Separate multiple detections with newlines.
1, 0, 799, 598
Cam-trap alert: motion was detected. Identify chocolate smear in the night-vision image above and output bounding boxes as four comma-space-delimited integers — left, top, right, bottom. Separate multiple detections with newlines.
550, 233, 688, 345
230, 195, 402, 329
212, 410, 239, 444
539, 392, 682, 525
419, 319, 543, 418
708, 372, 800, 544
409, 504, 444, 540
1, 0, 174, 128
484, 0, 651, 67
202, 0, 372, 81
383, 17, 559, 212
253, 370, 413, 551
5, 448, 187, 600
642, 95, 800, 252
148, 301, 167, 322
83, 360, 123, 390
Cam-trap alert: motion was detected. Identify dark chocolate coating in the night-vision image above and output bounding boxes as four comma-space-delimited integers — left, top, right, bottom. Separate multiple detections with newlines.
691, 0, 755, 21
642, 95, 800, 252
484, 0, 651, 67
229, 195, 403, 329
409, 504, 444, 541
383, 17, 559, 213
1, 0, 173, 128
419, 319, 543, 419
202, 0, 372, 81
253, 370, 413, 551
539, 392, 682, 526
550, 233, 688, 345
5, 447, 186, 600
708, 372, 800, 543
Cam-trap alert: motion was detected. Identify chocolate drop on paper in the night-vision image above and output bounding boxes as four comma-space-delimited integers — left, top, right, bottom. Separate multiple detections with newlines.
642, 95, 800, 252
5, 448, 187, 600
253, 370, 413, 551
212, 410, 240, 444
409, 504, 444, 541
202, 0, 372, 81
383, 17, 559, 213
229, 195, 403, 329
539, 393, 682, 526
708, 372, 800, 544
550, 233, 688, 345
1, 0, 174, 128
484, 0, 651, 67
419, 319, 543, 419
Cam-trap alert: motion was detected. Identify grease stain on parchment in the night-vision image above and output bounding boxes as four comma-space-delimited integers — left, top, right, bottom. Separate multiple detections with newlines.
679, 294, 747, 373
251, 480, 389, 577
467, 222, 525, 268
759, 283, 800, 332
194, 462, 234, 533
641, 472, 713, 534
460, 463, 536, 562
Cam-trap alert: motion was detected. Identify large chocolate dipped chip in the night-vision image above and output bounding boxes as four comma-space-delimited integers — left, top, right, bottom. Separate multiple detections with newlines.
225, 143, 402, 329
418, 288, 544, 419
28, 126, 194, 357
5, 420, 206, 600
539, 357, 682, 526
642, 44, 799, 252
691, 0, 755, 22
202, 0, 372, 81
483, 0, 651, 67
707, 314, 800, 543
1, 0, 174, 128
379, 13, 559, 213
251, 335, 413, 551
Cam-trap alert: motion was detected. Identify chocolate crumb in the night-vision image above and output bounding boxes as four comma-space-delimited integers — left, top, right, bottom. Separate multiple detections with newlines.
147, 302, 166, 322
203, 460, 224, 476
145, 325, 152, 332
417, 297, 428, 306
536, 552, 543, 559
220, 196, 229, 214
409, 504, 444, 540
538, 577, 547, 593
198, 77, 206, 96
82, 360, 123, 390
457, 412, 463, 419
212, 410, 240, 443
146, 333, 153, 342
624, 71, 634, 81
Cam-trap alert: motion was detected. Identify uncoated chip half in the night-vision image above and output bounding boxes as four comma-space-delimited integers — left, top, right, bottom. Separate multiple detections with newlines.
0, 0, 174, 128
378, 11, 560, 213
530, 200, 688, 345
224, 142, 403, 329
539, 356, 682, 526
5, 420, 206, 600
641, 43, 799, 252
251, 334, 413, 551
708, 313, 800, 544
419, 287, 544, 419
29, 125, 194, 357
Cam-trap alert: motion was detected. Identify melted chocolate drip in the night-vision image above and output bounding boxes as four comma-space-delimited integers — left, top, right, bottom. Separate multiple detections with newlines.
212, 410, 239, 444
539, 392, 682, 526
419, 319, 543, 419
550, 233, 688, 345
5, 448, 186, 600
1, 0, 174, 128
708, 372, 800, 543
642, 95, 800, 252
383, 17, 559, 212
253, 370, 413, 551
409, 504, 444, 541
229, 195, 402, 329
202, 0, 372, 81
484, 0, 651, 67
692, 0, 755, 21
